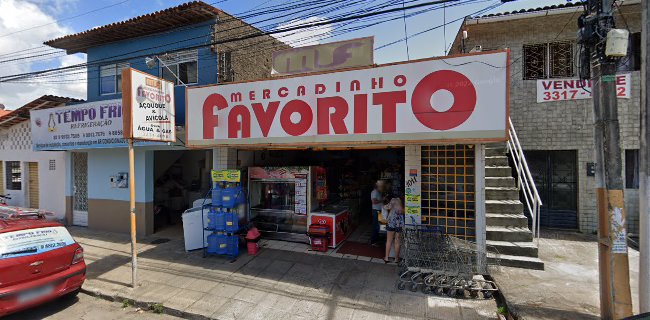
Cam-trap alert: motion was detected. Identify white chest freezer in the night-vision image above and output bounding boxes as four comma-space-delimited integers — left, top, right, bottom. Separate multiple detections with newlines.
182, 205, 210, 251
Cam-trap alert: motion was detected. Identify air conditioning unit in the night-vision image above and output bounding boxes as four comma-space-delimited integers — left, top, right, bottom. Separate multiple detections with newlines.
469, 45, 482, 53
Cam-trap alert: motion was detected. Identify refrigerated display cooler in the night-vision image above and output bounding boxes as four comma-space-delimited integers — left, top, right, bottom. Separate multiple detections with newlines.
248, 166, 313, 243
248, 166, 350, 246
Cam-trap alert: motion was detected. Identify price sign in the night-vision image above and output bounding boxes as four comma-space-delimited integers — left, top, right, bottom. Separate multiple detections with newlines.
211, 170, 241, 182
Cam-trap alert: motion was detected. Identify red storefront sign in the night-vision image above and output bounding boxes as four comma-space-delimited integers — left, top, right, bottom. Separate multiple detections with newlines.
186, 51, 509, 147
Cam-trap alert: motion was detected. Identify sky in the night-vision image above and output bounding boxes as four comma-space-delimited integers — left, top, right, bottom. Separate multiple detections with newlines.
0, 0, 576, 109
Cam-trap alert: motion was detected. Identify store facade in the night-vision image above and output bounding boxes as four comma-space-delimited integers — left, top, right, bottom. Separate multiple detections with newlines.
188, 51, 509, 248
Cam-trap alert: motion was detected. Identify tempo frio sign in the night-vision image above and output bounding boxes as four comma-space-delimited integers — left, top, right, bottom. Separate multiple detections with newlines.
186, 51, 509, 147
122, 68, 176, 142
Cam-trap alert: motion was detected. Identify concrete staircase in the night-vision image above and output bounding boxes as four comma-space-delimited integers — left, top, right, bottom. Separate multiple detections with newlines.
485, 144, 544, 270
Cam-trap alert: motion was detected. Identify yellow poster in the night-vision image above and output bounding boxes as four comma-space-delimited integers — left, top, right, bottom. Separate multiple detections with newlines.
405, 195, 420, 203
406, 206, 421, 215
211, 170, 241, 182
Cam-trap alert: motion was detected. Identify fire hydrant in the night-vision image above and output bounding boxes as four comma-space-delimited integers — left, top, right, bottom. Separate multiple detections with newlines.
245, 227, 261, 255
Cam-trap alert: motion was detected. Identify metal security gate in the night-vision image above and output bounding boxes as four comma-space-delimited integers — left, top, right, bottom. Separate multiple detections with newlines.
525, 150, 578, 229
72, 153, 88, 227
421, 145, 476, 241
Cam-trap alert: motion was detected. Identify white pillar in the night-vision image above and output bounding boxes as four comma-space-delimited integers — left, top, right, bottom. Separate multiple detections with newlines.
475, 144, 487, 273
404, 145, 421, 226
212, 147, 237, 170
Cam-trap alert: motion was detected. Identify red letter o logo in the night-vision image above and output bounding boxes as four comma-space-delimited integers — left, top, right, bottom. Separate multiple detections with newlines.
280, 100, 313, 136
411, 70, 477, 130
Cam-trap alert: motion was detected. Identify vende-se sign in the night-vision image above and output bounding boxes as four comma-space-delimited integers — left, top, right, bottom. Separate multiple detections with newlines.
537, 74, 631, 103
271, 37, 373, 76
187, 51, 509, 147
122, 68, 176, 142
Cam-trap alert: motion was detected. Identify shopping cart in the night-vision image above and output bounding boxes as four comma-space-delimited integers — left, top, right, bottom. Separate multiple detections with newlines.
397, 225, 500, 299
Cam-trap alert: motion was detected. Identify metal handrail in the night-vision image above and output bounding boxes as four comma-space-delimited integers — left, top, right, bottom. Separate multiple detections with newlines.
506, 117, 543, 242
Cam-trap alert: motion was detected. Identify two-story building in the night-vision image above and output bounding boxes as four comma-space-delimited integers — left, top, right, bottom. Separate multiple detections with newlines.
40, 1, 288, 236
450, 0, 643, 235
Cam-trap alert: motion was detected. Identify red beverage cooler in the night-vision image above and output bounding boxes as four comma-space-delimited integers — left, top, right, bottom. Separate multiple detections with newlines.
309, 206, 350, 248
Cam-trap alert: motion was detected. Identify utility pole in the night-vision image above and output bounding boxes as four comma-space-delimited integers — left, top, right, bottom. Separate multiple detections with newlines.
639, 0, 650, 313
579, 0, 633, 318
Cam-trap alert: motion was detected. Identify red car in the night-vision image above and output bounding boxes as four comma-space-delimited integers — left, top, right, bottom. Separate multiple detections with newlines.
0, 211, 86, 316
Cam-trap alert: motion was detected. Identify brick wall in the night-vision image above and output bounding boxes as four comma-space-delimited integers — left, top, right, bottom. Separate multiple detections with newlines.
214, 11, 291, 82
450, 4, 642, 233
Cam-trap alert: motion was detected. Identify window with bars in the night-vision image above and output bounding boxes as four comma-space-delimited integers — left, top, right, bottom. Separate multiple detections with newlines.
5, 161, 21, 190
159, 49, 199, 85
420, 145, 476, 241
218, 51, 234, 83
523, 41, 574, 80
100, 62, 130, 95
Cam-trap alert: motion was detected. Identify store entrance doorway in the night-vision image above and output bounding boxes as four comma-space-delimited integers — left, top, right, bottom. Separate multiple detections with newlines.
240, 147, 404, 251
153, 150, 212, 234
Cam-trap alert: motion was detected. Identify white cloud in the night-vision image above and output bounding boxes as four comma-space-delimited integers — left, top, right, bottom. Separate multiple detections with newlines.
273, 16, 333, 47
0, 0, 86, 109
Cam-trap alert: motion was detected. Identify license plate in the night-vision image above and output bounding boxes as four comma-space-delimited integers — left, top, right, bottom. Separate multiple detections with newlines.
18, 285, 54, 304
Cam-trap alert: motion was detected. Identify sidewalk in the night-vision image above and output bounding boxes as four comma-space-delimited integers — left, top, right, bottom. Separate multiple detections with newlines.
71, 227, 498, 320
492, 230, 641, 320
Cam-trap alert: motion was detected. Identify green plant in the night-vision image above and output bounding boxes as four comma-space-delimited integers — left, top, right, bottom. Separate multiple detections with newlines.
497, 306, 507, 315
121, 299, 131, 308
150, 303, 164, 314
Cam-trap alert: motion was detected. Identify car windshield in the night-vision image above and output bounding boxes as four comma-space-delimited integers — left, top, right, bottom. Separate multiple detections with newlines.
0, 226, 75, 259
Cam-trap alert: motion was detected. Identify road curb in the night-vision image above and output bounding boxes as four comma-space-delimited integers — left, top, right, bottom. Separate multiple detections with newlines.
80, 287, 213, 320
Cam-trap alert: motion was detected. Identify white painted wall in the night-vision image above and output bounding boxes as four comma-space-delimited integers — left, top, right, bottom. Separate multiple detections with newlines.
86, 148, 153, 203
0, 121, 67, 220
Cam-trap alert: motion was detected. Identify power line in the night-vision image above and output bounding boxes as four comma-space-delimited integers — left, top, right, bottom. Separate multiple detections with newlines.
0, 0, 130, 39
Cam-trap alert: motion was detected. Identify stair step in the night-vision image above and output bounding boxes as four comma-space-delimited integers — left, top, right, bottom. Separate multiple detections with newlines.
485, 166, 512, 177
486, 240, 539, 257
488, 253, 544, 270
486, 200, 523, 214
485, 187, 519, 201
486, 226, 532, 242
486, 213, 529, 227
485, 177, 516, 188
485, 156, 509, 166
486, 148, 506, 157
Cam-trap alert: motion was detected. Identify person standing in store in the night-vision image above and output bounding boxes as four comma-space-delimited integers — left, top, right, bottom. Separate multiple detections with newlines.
384, 197, 405, 263
370, 180, 385, 246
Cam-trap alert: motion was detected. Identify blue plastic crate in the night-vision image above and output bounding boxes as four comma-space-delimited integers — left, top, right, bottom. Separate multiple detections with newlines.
224, 211, 239, 233
221, 186, 243, 208
212, 187, 223, 207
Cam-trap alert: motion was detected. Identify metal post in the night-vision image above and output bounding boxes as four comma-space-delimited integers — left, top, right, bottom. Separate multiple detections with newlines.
640, 0, 650, 312
128, 138, 137, 288
592, 59, 634, 319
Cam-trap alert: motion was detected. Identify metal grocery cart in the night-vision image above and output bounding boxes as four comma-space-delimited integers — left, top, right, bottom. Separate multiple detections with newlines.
397, 225, 500, 299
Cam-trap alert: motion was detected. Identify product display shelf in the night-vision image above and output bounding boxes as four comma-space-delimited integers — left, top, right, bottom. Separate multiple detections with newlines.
202, 170, 243, 261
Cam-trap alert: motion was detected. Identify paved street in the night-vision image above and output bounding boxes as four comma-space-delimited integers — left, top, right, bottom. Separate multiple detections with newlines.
4, 291, 179, 320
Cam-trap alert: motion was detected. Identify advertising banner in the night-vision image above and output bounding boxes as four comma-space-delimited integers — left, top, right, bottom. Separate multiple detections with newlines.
0, 226, 75, 260
30, 99, 127, 150
271, 37, 374, 76
187, 51, 509, 147
122, 68, 176, 142
536, 74, 631, 103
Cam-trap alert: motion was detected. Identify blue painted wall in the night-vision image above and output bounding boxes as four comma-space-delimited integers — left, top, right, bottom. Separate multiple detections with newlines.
85, 19, 218, 125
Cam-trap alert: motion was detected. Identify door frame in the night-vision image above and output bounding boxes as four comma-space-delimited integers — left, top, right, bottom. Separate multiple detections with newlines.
72, 152, 88, 227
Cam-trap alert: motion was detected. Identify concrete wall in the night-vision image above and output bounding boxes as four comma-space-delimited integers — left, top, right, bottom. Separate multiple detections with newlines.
71, 147, 155, 235
0, 121, 67, 220
450, 4, 642, 233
